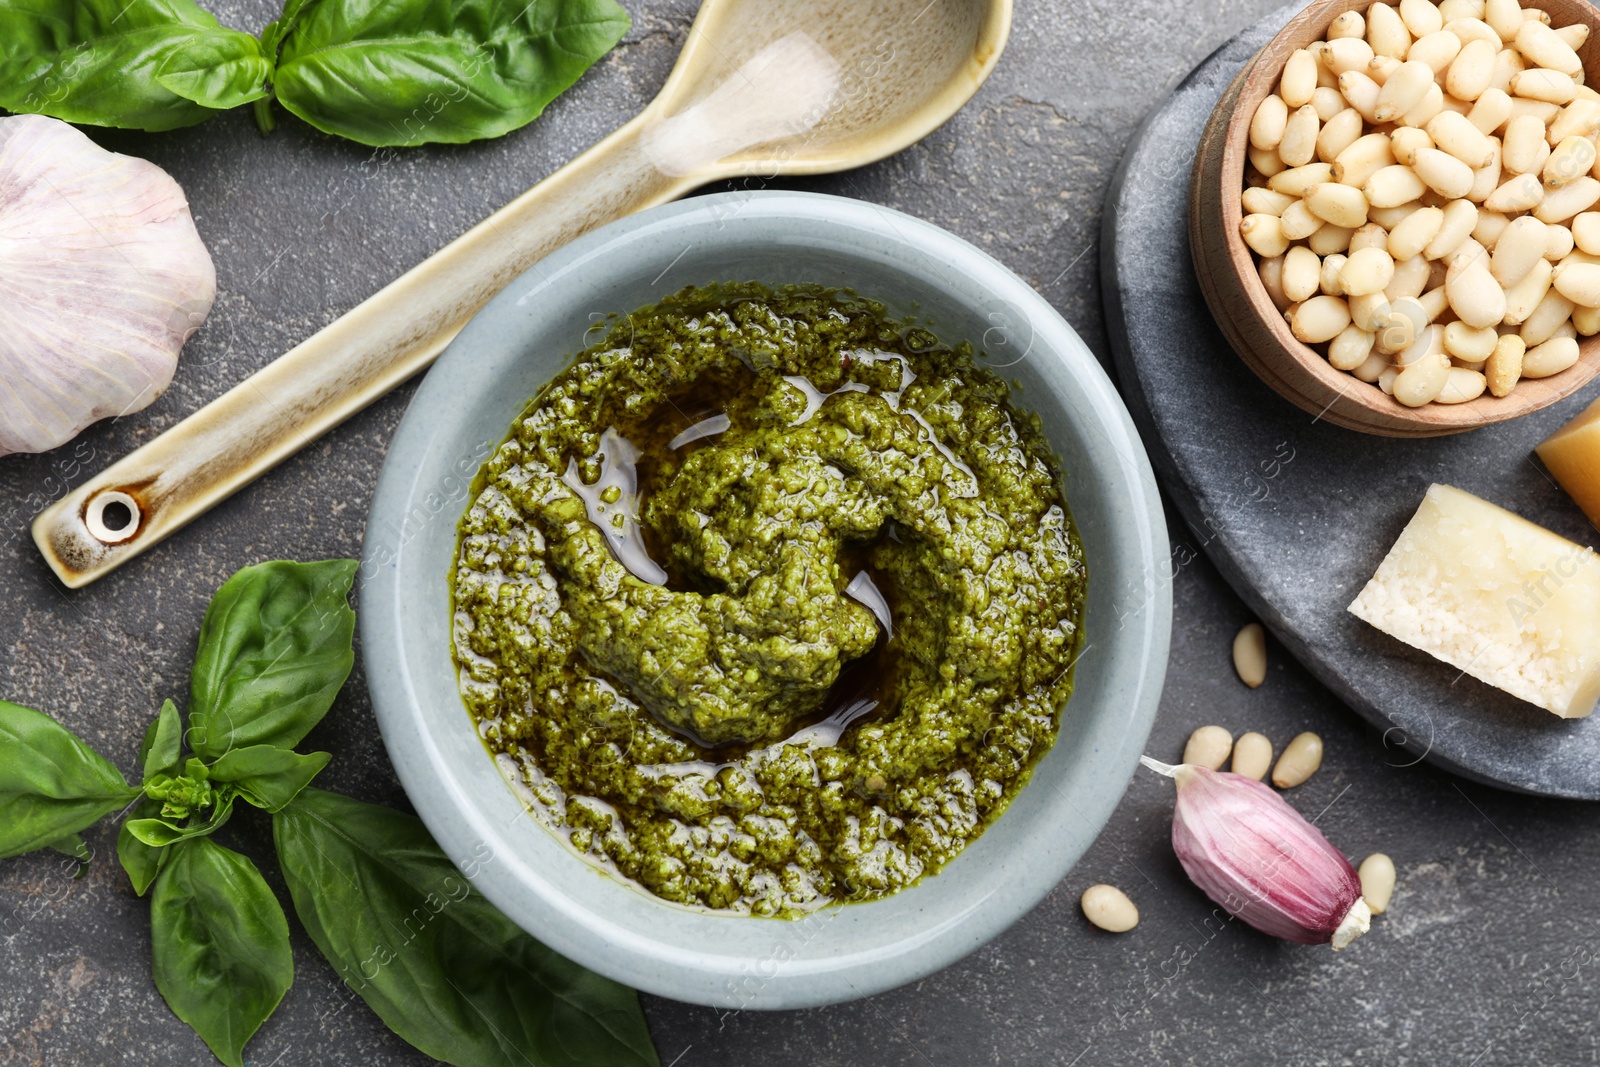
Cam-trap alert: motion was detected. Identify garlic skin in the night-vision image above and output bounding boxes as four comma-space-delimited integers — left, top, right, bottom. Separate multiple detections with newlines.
0, 115, 215, 457
1143, 756, 1372, 950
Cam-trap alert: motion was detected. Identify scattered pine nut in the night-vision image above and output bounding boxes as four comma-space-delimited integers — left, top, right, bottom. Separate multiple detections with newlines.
1272, 732, 1324, 788
1230, 732, 1274, 780
1232, 622, 1269, 688
1081, 884, 1139, 932
1183, 725, 1235, 770
1358, 853, 1397, 914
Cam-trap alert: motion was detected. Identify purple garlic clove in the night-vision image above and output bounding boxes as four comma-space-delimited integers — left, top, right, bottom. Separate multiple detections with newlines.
1142, 756, 1371, 950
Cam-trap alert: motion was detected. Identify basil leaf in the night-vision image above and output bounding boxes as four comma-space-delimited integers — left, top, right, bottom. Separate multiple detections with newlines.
275, 790, 658, 1067
119, 799, 169, 896
0, 700, 137, 859
189, 560, 357, 760
155, 31, 270, 110
151, 838, 293, 1067
209, 746, 330, 812
0, 0, 258, 131
141, 700, 185, 782
272, 0, 630, 146
127, 791, 235, 848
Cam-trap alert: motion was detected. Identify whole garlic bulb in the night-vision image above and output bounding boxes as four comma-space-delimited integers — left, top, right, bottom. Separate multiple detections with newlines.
0, 115, 215, 457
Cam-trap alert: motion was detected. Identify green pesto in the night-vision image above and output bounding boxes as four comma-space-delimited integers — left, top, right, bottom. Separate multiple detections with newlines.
451, 284, 1086, 915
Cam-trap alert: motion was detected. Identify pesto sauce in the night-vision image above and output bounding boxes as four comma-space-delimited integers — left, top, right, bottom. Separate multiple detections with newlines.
452, 284, 1087, 915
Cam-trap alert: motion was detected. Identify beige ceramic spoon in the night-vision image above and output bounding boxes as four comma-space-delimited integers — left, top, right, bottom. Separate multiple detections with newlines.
34, 0, 1011, 588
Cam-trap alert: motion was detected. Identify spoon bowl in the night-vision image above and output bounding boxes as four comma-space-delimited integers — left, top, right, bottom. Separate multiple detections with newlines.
34, 0, 1012, 588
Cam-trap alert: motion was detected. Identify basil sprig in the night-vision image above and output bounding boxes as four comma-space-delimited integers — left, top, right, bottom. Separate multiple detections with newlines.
0, 0, 628, 146
0, 559, 658, 1067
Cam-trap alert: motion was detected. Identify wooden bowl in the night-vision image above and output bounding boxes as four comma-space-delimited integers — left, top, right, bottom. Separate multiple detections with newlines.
1191, 0, 1600, 437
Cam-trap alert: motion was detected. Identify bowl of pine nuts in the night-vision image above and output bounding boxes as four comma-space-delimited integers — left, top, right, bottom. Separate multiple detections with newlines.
1192, 0, 1600, 436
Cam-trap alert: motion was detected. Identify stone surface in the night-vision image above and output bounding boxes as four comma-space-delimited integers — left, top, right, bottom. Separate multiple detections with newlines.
1102, 3, 1600, 799
2, 1, 1597, 1065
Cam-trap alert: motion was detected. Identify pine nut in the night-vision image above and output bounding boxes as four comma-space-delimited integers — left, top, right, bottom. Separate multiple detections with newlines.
1335, 133, 1398, 186
1467, 87, 1514, 133
1486, 0, 1524, 40
1387, 252, 1432, 299
1572, 211, 1600, 253
1283, 245, 1322, 301
1520, 288, 1577, 343
1307, 181, 1371, 227
1325, 36, 1378, 73
1291, 294, 1353, 342
1351, 221, 1391, 252
1467, 137, 1504, 201
1443, 17, 1500, 47
1310, 224, 1359, 254
1230, 732, 1274, 780
1548, 99, 1600, 144
1242, 213, 1291, 257
1486, 332, 1526, 393
1322, 253, 1351, 295
1544, 136, 1597, 187
1447, 257, 1508, 326
1447, 38, 1498, 101
1555, 23, 1590, 50
1491, 215, 1549, 285
1419, 284, 1452, 320
1282, 198, 1325, 240
1427, 110, 1496, 167
1474, 208, 1512, 248
1242, 186, 1297, 215
1401, 82, 1446, 128
1318, 107, 1366, 161
1413, 146, 1477, 197
1369, 202, 1421, 229
1513, 67, 1577, 105
1574, 304, 1600, 333
1329, 9, 1366, 39
1259, 254, 1291, 309
1358, 854, 1397, 914
1502, 255, 1554, 322
1280, 104, 1322, 166
1534, 175, 1600, 222
1351, 348, 1391, 380
1388, 205, 1445, 258
1400, 0, 1444, 35
1379, 364, 1401, 393
1081, 885, 1139, 933
1521, 334, 1581, 376
1270, 161, 1335, 196
1340, 70, 1384, 122
1313, 85, 1349, 121
1437, 366, 1489, 401
1444, 320, 1500, 360
1408, 29, 1464, 72
1369, 54, 1401, 86
1365, 164, 1427, 207
1503, 113, 1552, 173
1329, 323, 1376, 367
1393, 320, 1444, 364
1389, 126, 1434, 165
1425, 198, 1480, 258
1515, 21, 1582, 78
1490, 44, 1527, 94
1484, 172, 1545, 211
1184, 724, 1235, 768
1395, 350, 1453, 404
1272, 732, 1324, 788
1376, 60, 1438, 121
1436, 0, 1485, 17
1282, 49, 1320, 108
1249, 144, 1288, 177
1545, 223, 1575, 258
1341, 245, 1398, 294
1351, 290, 1393, 331
1368, 3, 1413, 58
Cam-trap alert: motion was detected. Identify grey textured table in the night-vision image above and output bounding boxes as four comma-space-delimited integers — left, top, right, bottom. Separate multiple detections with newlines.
2, 1, 1596, 1065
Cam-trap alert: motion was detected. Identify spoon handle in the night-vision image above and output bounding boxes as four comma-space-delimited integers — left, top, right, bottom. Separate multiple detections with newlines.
33, 112, 693, 588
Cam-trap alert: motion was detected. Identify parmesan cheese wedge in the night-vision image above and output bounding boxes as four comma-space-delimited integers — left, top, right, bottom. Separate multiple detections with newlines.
1348, 484, 1600, 719
1537, 395, 1600, 533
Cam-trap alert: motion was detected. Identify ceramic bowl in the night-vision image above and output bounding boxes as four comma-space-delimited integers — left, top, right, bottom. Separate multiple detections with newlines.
362, 190, 1170, 1009
1190, 0, 1600, 437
